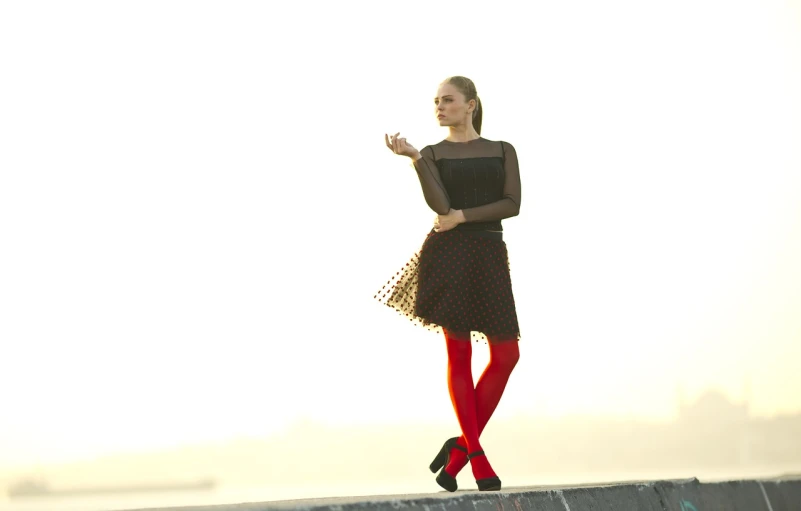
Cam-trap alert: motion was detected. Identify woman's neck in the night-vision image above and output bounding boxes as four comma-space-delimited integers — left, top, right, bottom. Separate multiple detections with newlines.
446, 125, 480, 143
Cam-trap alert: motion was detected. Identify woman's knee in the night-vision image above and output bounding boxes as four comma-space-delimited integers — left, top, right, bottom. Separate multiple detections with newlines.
444, 330, 472, 364
490, 339, 520, 371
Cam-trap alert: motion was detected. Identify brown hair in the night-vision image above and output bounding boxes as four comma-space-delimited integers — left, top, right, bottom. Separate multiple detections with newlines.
443, 76, 482, 134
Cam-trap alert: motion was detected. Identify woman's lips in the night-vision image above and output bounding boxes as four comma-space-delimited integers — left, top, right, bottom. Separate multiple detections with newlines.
437, 115, 445, 119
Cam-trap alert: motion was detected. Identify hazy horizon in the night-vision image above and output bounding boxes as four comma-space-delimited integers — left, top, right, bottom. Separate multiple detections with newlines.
1, 385, 799, 474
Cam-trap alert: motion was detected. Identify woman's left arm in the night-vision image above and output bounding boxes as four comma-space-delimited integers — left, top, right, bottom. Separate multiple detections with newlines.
461, 141, 521, 222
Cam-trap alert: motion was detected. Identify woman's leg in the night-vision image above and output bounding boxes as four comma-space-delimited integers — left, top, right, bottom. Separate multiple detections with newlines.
444, 335, 520, 477
444, 330, 498, 480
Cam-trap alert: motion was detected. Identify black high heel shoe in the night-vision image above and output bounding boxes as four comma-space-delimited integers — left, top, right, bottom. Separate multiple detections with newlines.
467, 450, 502, 491
429, 437, 468, 492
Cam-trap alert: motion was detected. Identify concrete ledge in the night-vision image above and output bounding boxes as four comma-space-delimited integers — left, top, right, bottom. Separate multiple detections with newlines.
124, 476, 801, 511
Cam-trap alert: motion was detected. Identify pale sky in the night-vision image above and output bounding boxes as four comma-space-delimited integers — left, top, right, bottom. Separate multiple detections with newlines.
1, 0, 800, 470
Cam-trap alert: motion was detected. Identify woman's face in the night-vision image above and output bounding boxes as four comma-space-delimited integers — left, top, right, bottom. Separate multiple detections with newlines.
434, 82, 473, 127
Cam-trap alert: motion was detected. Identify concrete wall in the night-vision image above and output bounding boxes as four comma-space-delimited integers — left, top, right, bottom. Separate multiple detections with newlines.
125, 476, 801, 511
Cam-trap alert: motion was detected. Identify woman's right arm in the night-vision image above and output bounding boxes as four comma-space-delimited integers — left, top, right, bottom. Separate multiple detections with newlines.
385, 133, 451, 215
411, 146, 451, 215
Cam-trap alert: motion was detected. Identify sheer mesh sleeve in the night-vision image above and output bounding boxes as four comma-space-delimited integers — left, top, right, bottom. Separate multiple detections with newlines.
461, 141, 521, 222
412, 145, 451, 215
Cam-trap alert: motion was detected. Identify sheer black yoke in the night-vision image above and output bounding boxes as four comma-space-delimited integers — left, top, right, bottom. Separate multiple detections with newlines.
412, 137, 521, 232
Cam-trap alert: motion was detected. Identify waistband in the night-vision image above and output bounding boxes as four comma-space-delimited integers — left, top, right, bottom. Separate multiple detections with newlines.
430, 228, 503, 241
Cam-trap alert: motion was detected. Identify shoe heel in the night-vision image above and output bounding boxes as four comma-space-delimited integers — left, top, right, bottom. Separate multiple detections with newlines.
429, 446, 447, 473
429, 437, 462, 473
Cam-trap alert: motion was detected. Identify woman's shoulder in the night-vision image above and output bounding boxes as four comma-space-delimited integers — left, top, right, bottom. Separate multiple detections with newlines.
475, 138, 516, 153
488, 138, 515, 148
499, 140, 516, 152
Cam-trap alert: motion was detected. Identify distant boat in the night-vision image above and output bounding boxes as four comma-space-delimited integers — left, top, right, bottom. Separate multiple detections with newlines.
7, 477, 216, 499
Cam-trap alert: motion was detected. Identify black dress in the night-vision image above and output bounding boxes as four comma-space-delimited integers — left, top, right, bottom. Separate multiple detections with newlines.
374, 137, 522, 344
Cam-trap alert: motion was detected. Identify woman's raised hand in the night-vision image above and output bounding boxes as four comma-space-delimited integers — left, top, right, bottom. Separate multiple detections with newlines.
385, 132, 420, 159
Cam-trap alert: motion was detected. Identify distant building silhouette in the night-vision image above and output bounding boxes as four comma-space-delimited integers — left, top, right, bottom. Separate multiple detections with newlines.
678, 389, 749, 425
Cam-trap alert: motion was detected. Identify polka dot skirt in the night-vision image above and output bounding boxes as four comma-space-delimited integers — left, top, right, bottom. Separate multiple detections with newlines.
374, 228, 520, 344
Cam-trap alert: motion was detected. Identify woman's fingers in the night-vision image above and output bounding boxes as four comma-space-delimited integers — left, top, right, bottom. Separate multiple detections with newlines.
386, 133, 398, 152
385, 132, 411, 155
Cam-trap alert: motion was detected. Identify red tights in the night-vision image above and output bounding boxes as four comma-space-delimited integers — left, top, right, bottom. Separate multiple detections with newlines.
444, 330, 520, 480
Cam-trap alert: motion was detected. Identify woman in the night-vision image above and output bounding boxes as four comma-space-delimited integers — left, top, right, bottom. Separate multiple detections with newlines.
375, 76, 522, 492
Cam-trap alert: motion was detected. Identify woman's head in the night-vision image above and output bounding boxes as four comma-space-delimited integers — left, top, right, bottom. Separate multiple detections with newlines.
435, 76, 482, 135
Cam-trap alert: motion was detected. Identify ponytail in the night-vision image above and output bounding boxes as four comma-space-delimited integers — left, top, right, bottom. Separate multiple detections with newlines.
472, 96, 483, 135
